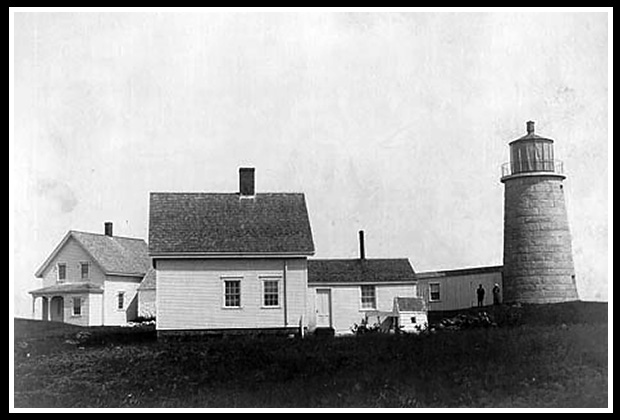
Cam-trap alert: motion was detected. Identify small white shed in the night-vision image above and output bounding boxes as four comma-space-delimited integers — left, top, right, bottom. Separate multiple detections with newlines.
394, 297, 428, 333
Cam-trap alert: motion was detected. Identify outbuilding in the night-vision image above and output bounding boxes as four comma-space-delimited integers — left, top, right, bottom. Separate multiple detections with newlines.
393, 297, 428, 333
307, 232, 418, 335
416, 265, 503, 311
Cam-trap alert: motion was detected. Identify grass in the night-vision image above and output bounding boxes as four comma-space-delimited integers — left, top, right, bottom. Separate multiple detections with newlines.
13, 301, 608, 408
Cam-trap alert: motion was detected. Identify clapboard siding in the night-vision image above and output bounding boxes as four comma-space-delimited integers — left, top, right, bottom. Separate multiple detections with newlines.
63, 294, 90, 327
398, 311, 428, 333
332, 287, 362, 333
284, 258, 308, 328
156, 258, 308, 331
417, 270, 503, 311
40, 238, 106, 287
307, 283, 417, 334
89, 293, 103, 326
103, 277, 141, 325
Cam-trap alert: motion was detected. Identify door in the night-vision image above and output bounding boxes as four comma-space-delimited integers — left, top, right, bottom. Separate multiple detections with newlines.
50, 296, 64, 322
316, 289, 332, 328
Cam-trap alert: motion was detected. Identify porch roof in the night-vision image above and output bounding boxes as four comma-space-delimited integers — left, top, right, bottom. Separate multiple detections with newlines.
29, 282, 104, 296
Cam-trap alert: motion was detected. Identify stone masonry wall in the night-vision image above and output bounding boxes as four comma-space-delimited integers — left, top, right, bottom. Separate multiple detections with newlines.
503, 175, 578, 303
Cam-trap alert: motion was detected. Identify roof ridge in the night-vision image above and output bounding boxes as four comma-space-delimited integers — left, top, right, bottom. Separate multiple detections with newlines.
309, 258, 410, 261
417, 264, 503, 272
150, 192, 306, 195
70, 230, 147, 242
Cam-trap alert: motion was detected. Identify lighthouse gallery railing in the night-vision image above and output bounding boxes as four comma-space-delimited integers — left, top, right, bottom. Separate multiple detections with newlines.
501, 160, 564, 178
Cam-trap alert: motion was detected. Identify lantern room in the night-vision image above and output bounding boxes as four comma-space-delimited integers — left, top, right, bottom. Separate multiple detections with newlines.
501, 121, 564, 179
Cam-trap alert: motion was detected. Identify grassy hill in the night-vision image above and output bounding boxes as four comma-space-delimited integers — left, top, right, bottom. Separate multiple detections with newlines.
13, 301, 608, 408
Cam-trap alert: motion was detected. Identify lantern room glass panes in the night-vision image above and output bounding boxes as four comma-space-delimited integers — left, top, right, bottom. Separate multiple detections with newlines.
510, 140, 555, 174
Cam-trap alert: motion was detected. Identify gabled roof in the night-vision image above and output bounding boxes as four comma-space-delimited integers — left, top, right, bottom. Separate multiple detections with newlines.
29, 282, 104, 296
138, 268, 156, 291
148, 193, 315, 256
308, 259, 416, 284
35, 231, 149, 278
394, 297, 427, 312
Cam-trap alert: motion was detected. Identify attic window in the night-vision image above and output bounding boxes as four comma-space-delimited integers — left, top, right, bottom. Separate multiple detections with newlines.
57, 263, 67, 283
80, 262, 90, 280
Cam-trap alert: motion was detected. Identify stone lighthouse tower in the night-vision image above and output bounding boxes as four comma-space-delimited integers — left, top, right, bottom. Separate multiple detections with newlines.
501, 121, 579, 304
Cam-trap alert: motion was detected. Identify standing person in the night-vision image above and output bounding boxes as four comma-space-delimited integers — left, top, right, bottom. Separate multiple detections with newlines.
476, 284, 485, 307
492, 283, 501, 305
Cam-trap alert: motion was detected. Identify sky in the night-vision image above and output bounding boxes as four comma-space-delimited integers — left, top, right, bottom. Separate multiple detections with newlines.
11, 11, 610, 317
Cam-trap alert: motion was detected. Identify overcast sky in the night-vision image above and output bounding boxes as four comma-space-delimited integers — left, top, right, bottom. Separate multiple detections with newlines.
11, 11, 609, 316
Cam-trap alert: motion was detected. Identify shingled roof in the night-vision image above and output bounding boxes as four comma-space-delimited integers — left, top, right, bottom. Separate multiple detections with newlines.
138, 268, 156, 291
308, 259, 416, 284
35, 231, 149, 278
148, 193, 315, 256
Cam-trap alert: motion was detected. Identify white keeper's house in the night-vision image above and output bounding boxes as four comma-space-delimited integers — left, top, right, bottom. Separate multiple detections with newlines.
148, 168, 316, 336
30, 222, 150, 326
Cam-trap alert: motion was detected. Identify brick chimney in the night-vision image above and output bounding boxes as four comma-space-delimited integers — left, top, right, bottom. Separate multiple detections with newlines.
239, 167, 255, 196
359, 230, 365, 260
104, 222, 113, 237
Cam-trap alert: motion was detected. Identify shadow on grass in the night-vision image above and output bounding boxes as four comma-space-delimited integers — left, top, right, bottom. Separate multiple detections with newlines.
428, 300, 608, 327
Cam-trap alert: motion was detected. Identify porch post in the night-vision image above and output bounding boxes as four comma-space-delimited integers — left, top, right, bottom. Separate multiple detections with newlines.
31, 295, 36, 320
44, 296, 50, 321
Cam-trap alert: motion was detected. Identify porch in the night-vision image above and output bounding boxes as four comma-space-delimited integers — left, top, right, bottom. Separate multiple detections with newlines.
29, 282, 103, 326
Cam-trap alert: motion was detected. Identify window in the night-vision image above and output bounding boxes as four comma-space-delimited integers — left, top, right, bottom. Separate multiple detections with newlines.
410, 317, 417, 324
80, 262, 89, 280
429, 283, 441, 302
57, 263, 67, 283
224, 279, 241, 308
117, 292, 125, 310
73, 297, 82, 316
360, 285, 376, 310
263, 279, 280, 307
